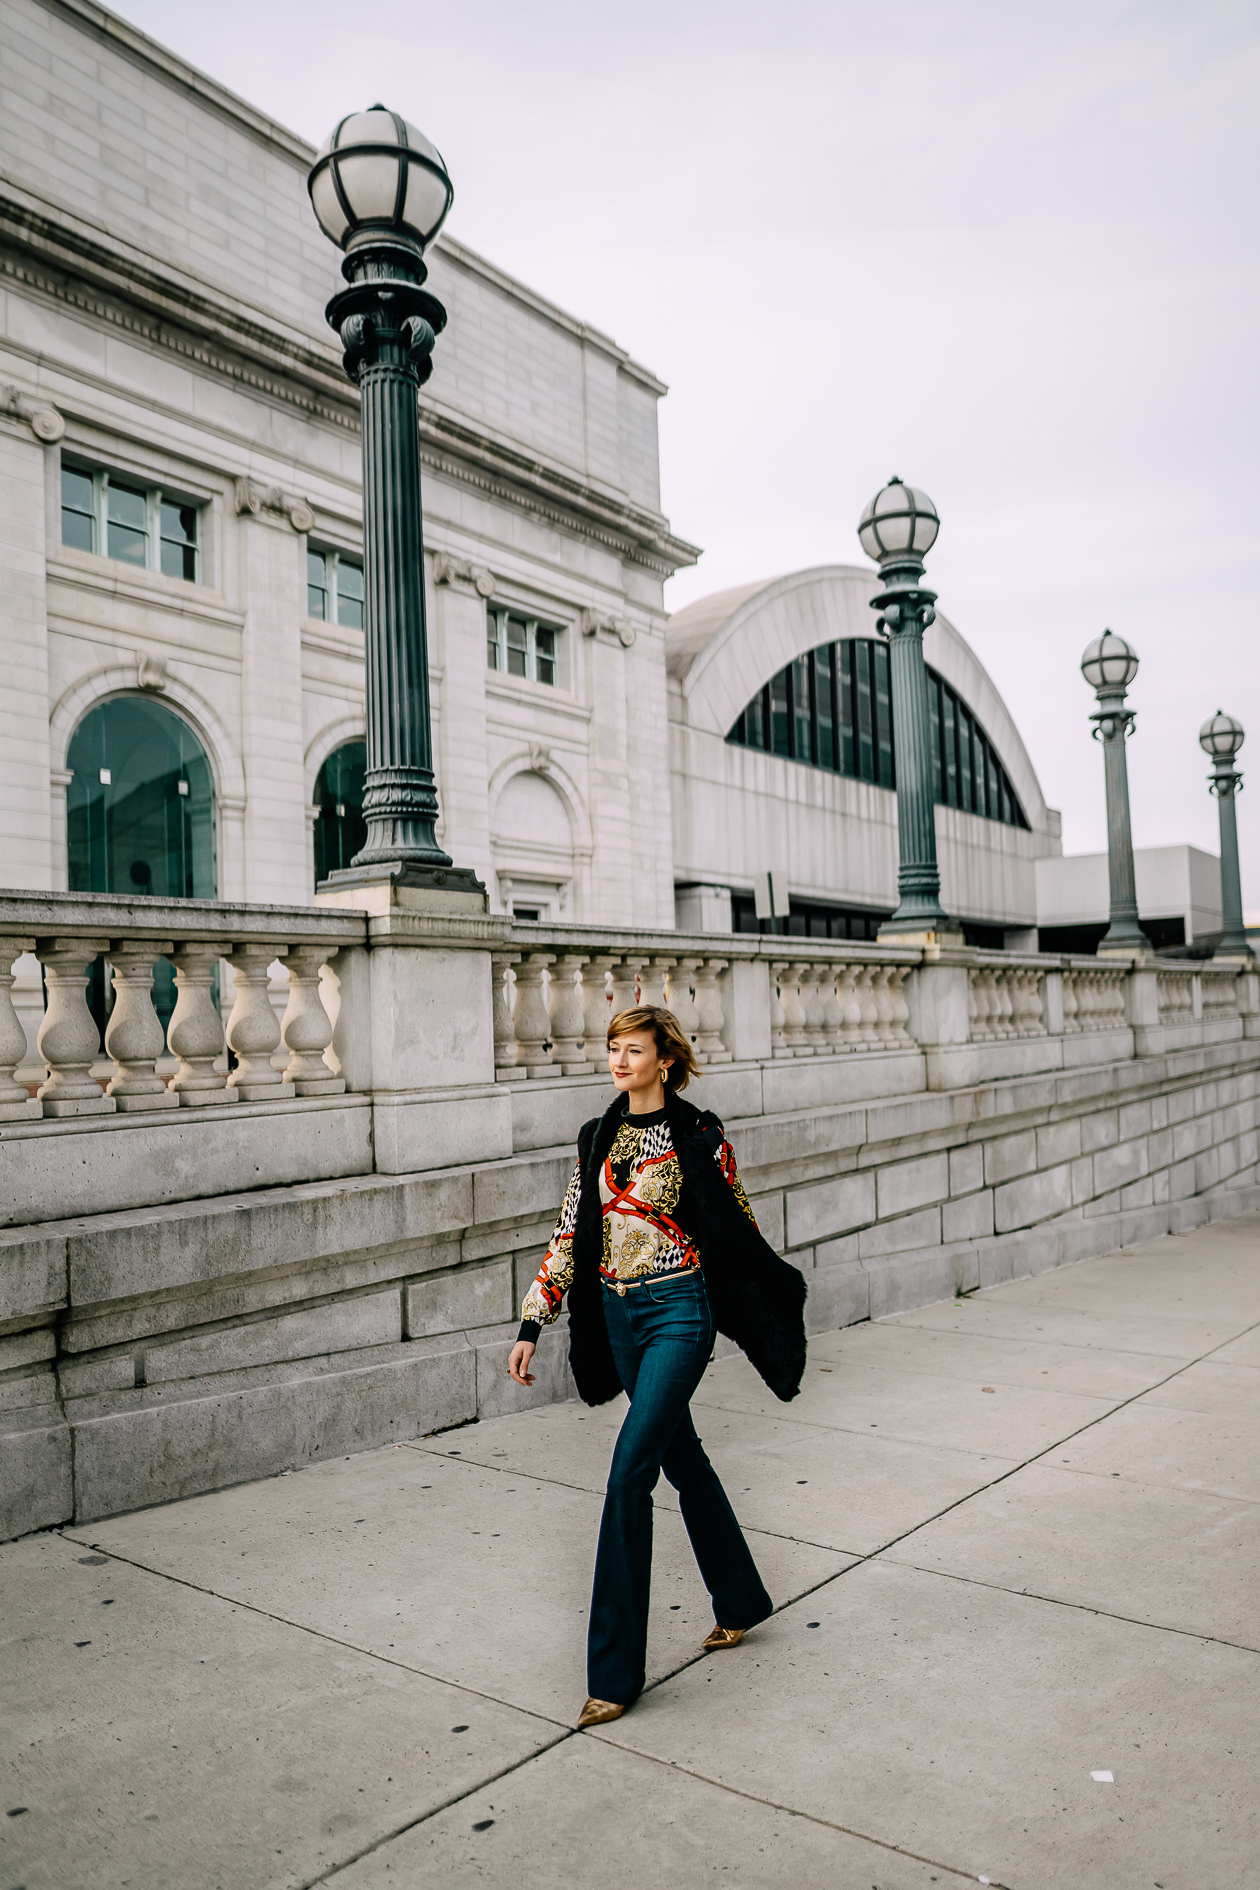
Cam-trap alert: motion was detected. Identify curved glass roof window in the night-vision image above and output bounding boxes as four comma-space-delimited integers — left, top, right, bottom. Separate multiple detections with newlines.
313, 739, 367, 884
68, 696, 217, 898
728, 637, 1029, 829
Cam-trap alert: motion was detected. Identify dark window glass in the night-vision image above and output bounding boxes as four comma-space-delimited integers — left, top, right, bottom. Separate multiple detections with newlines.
746, 688, 765, 749
986, 746, 1000, 821
61, 466, 96, 551
106, 481, 148, 565
873, 641, 894, 788
336, 557, 364, 629
308, 550, 329, 621
159, 500, 198, 581
854, 641, 874, 781
941, 687, 958, 807
928, 675, 943, 801
506, 615, 528, 678
814, 645, 835, 770
957, 703, 974, 813
791, 654, 812, 762
314, 738, 367, 883
67, 697, 217, 1045
535, 625, 556, 686
770, 669, 790, 756
838, 641, 855, 775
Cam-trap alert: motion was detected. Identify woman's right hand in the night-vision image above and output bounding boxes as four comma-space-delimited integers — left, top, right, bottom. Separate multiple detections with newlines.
508, 1340, 536, 1387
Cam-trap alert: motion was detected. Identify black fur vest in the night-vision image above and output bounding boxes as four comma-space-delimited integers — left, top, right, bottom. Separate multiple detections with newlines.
565, 1089, 807, 1406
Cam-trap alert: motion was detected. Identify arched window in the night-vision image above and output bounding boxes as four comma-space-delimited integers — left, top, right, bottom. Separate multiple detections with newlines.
727, 637, 1028, 829
313, 740, 367, 883
67, 696, 217, 897
66, 695, 217, 1042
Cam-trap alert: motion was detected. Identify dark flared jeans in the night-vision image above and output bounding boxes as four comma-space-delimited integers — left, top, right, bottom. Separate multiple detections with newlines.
587, 1268, 772, 1704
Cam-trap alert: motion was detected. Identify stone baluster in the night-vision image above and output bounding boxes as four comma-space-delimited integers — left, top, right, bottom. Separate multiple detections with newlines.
647, 955, 677, 1013
837, 965, 864, 1050
226, 945, 295, 1102
819, 964, 845, 1051
769, 961, 792, 1058
993, 968, 1015, 1039
492, 951, 525, 1082
871, 966, 897, 1047
548, 953, 590, 1074
1021, 969, 1046, 1036
280, 946, 346, 1095
1061, 969, 1080, 1033
35, 937, 115, 1116
887, 966, 913, 1046
583, 954, 618, 1068
693, 957, 731, 1063
781, 961, 812, 1055
104, 940, 179, 1111
1006, 969, 1027, 1036
609, 957, 644, 1016
856, 965, 881, 1049
166, 943, 236, 1105
666, 958, 703, 1049
0, 943, 40, 1120
513, 952, 559, 1078
798, 965, 828, 1052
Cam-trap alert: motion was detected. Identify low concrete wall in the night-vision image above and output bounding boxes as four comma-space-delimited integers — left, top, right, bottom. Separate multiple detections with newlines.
2, 1036, 1258, 1540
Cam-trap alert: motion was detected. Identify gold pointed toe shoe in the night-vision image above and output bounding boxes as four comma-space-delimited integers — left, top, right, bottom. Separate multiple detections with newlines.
702, 1625, 745, 1652
578, 1697, 626, 1728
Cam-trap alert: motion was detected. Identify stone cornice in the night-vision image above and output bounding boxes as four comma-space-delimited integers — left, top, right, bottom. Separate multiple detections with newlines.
0, 180, 700, 576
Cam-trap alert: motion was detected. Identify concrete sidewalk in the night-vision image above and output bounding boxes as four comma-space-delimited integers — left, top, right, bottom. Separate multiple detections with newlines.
3, 1215, 1259, 1890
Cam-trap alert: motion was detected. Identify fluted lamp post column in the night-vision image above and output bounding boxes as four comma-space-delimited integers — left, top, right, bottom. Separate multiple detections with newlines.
858, 476, 955, 940
1199, 711, 1252, 958
1081, 631, 1146, 954
307, 107, 483, 903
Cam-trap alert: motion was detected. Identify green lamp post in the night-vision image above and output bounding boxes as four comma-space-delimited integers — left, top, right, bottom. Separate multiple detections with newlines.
307, 107, 479, 895
858, 476, 953, 937
1081, 631, 1147, 953
1199, 711, 1251, 958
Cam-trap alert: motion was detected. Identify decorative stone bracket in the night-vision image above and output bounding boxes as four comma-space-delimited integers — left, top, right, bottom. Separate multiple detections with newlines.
432, 551, 496, 596
579, 607, 635, 647
233, 477, 314, 533
2, 385, 65, 443
136, 653, 169, 692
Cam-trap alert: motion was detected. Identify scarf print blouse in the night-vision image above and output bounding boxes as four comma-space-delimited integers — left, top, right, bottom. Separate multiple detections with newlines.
518, 1106, 757, 1338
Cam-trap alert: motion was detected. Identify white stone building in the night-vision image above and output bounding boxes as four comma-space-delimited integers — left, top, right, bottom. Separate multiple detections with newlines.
0, 0, 1063, 994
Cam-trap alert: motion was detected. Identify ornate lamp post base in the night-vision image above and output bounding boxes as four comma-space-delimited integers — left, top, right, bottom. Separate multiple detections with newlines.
317, 857, 488, 915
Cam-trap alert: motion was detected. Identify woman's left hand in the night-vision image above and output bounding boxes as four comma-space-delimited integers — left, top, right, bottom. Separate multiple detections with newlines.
508, 1340, 536, 1387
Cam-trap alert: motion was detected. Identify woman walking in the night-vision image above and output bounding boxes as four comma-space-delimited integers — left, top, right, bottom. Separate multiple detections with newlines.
508, 1004, 807, 1728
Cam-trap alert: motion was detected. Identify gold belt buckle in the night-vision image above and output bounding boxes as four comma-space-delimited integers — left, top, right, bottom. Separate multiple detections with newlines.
615, 1283, 627, 1297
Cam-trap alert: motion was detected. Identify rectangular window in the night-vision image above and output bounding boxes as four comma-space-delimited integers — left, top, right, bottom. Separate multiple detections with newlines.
873, 641, 895, 788
336, 556, 363, 629
770, 668, 791, 756
838, 641, 855, 776
60, 466, 96, 551
854, 641, 874, 783
486, 607, 563, 686
791, 654, 812, 762
813, 644, 835, 770
743, 686, 766, 749
61, 461, 201, 582
941, 686, 959, 807
956, 704, 974, 813
307, 548, 363, 628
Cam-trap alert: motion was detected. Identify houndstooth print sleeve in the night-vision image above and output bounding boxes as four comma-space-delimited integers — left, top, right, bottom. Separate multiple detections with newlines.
520, 1155, 583, 1328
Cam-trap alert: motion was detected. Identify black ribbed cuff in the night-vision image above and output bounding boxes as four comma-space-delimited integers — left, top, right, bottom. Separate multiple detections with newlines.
517, 1320, 542, 1345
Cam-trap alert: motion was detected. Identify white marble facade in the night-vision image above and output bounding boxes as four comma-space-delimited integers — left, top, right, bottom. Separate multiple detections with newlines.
0, 0, 1059, 947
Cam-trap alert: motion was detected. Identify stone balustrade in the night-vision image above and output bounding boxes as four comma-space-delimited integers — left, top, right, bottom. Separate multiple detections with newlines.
967, 962, 1047, 1041
0, 890, 365, 1121
490, 931, 920, 1081
1060, 961, 1130, 1034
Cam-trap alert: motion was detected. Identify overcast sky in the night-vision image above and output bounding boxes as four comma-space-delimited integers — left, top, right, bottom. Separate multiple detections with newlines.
111, 0, 1260, 913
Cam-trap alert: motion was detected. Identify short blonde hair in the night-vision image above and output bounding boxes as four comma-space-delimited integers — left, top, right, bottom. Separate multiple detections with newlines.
606, 1005, 699, 1090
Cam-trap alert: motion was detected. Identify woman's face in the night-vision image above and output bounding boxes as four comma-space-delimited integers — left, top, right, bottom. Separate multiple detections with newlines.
608, 1030, 672, 1098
